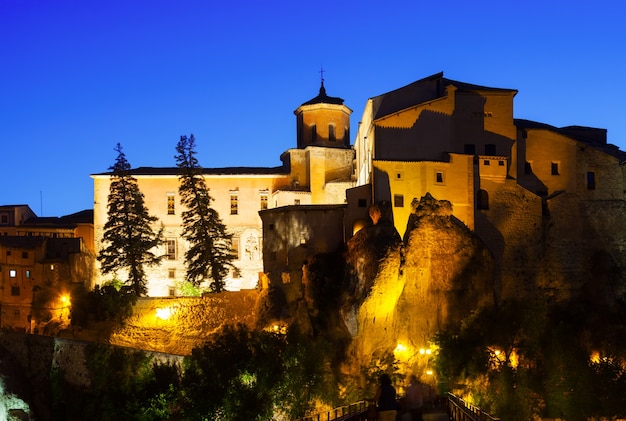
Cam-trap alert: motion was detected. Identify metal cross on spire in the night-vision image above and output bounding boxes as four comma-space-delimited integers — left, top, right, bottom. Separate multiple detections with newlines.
319, 66, 325, 86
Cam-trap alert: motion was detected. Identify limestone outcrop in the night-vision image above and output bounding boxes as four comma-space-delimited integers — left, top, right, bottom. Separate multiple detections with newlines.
343, 194, 495, 375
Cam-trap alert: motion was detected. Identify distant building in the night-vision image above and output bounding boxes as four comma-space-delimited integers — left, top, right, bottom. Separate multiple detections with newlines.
0, 205, 94, 331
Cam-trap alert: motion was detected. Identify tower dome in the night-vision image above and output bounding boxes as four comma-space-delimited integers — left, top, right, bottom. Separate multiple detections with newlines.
294, 80, 352, 149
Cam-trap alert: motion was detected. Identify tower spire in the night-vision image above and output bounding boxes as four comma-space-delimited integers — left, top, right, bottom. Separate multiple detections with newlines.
319, 66, 326, 95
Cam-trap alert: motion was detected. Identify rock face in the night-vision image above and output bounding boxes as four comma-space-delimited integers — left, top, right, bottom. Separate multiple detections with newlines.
343, 194, 495, 375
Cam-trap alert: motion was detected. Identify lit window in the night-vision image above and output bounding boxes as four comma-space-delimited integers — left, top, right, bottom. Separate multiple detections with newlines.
260, 191, 268, 210
9, 269, 16, 278
166, 239, 176, 260
230, 191, 238, 215
25, 270, 31, 278
394, 194, 404, 208
167, 193, 175, 215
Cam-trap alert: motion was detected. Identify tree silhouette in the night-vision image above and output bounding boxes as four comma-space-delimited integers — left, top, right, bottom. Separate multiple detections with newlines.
175, 134, 234, 292
98, 143, 164, 296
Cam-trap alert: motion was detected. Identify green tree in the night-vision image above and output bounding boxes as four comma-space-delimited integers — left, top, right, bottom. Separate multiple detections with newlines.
98, 143, 164, 296
175, 134, 234, 292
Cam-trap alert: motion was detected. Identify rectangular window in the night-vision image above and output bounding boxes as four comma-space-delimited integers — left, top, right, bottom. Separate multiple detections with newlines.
260, 191, 268, 210
9, 269, 16, 278
294, 199, 300, 205
551, 162, 559, 175
230, 191, 238, 215
358, 198, 367, 208
436, 171, 444, 184
393, 194, 404, 208
11, 286, 19, 296
484, 160, 490, 166
22, 251, 28, 259
166, 239, 177, 260
485, 144, 496, 155
167, 193, 175, 215
329, 124, 335, 142
6, 250, 10, 256
396, 172, 403, 180
168, 286, 176, 296
168, 269, 175, 279
587, 171, 596, 190
0, 214, 8, 225
25, 270, 31, 278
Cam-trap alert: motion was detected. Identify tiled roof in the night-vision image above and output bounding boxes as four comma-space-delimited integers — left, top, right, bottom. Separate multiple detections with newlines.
515, 119, 626, 161
300, 82, 345, 106
372, 72, 517, 120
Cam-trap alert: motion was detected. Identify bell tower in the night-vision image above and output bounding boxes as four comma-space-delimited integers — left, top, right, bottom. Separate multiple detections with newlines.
294, 77, 352, 149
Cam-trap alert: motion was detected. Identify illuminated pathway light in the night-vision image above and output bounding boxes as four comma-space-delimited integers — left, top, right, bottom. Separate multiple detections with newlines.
155, 307, 175, 321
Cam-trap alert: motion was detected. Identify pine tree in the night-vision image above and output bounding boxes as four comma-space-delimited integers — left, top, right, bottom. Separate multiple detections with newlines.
176, 134, 234, 292
98, 143, 164, 296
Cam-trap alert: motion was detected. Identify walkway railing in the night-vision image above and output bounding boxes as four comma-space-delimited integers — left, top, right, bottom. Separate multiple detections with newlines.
294, 400, 369, 421
447, 392, 500, 421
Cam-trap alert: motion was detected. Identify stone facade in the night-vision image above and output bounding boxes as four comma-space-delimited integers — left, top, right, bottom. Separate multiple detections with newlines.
91, 83, 355, 296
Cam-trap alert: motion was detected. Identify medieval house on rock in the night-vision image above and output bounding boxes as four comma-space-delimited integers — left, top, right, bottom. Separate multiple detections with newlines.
90, 72, 626, 301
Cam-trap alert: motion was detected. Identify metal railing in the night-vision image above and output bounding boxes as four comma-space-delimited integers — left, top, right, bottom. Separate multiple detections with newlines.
294, 400, 369, 421
447, 392, 500, 421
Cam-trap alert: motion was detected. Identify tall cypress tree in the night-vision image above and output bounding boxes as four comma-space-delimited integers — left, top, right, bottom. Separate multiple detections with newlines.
98, 143, 164, 296
175, 134, 234, 292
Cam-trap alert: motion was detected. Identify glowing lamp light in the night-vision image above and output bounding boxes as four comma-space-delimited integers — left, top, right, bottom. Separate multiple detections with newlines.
60, 295, 70, 305
394, 343, 407, 353
155, 307, 174, 320
426, 370, 433, 376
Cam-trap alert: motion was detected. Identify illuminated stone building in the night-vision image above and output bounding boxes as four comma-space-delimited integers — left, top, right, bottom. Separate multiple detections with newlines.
349, 72, 626, 299
0, 205, 94, 330
91, 81, 355, 296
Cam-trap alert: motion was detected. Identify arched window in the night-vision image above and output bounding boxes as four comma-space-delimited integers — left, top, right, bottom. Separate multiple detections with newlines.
477, 189, 489, 210
329, 124, 335, 142
311, 124, 317, 143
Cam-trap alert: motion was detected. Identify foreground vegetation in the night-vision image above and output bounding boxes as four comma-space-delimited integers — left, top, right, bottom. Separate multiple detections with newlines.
434, 297, 626, 420
51, 323, 341, 421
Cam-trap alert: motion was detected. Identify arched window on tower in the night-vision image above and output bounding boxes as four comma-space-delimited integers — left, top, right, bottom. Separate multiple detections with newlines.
477, 189, 489, 210
329, 124, 335, 142
311, 124, 317, 143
